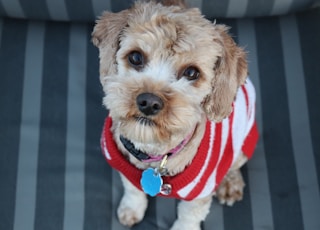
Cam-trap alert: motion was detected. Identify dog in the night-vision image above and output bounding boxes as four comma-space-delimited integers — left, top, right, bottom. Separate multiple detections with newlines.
92, 0, 259, 229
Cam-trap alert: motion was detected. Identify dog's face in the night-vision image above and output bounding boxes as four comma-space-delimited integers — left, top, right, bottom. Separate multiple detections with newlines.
93, 2, 247, 159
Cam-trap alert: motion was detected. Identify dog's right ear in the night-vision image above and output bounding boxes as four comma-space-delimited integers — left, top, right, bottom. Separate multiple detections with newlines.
202, 25, 248, 122
92, 10, 129, 84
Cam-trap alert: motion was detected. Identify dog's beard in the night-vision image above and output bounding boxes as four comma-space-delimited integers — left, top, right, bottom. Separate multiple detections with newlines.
134, 116, 155, 126
119, 122, 197, 162
116, 117, 186, 155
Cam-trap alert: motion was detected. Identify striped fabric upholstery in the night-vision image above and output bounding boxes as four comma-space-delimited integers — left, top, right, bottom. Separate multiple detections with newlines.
1, 6, 320, 230
0, 0, 318, 21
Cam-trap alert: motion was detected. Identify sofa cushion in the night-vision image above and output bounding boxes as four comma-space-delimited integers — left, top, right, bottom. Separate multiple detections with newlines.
0, 6, 320, 230
0, 0, 318, 21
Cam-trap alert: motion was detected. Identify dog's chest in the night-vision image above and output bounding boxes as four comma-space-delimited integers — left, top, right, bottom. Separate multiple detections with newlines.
101, 79, 258, 200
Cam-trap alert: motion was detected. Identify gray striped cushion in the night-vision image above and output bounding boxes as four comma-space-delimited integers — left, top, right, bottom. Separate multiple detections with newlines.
0, 0, 318, 21
1, 6, 320, 230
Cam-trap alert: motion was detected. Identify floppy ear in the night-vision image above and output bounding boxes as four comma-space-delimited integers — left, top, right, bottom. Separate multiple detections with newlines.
92, 10, 129, 84
203, 25, 248, 122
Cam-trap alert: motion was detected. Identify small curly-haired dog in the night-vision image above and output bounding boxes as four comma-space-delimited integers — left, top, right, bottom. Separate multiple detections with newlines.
93, 0, 258, 229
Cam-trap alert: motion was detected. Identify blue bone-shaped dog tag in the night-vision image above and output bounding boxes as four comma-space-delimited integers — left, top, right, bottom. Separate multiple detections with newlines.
140, 168, 163, 197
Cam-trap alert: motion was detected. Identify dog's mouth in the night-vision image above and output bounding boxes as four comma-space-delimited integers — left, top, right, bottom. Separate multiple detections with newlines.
119, 126, 196, 163
134, 116, 155, 126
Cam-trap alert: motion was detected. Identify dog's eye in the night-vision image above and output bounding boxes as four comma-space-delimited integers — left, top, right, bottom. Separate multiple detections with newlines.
182, 66, 200, 81
128, 51, 144, 69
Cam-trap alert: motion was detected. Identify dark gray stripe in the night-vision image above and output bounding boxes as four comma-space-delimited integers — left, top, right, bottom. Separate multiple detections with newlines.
92, 0, 111, 18
290, 0, 315, 13
255, 17, 304, 230
19, 0, 49, 19
237, 18, 274, 230
34, 21, 70, 230
83, 24, 110, 230
246, 0, 274, 17
280, 14, 320, 230
65, 0, 94, 21
0, 18, 27, 230
141, 197, 158, 229
0, 2, 5, 17
111, 171, 127, 230
0, 18, 2, 43
0, 0, 24, 18
227, 0, 248, 18
202, 0, 229, 19
156, 197, 177, 229
271, 0, 293, 15
205, 200, 224, 230
297, 6, 320, 217
63, 23, 87, 230
224, 166, 253, 230
46, 0, 69, 21
13, 21, 45, 230
111, 0, 134, 12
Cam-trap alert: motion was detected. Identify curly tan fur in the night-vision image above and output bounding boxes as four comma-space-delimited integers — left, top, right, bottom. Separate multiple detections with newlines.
93, 1, 249, 229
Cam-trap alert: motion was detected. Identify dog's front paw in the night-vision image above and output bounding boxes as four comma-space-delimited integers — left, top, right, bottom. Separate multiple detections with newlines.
117, 205, 142, 227
215, 169, 245, 206
117, 193, 148, 227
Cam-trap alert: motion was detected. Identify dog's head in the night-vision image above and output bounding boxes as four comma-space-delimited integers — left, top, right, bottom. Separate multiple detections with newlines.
93, 1, 247, 159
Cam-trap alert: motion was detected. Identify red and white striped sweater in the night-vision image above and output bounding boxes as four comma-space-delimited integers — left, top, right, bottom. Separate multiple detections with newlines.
101, 79, 258, 201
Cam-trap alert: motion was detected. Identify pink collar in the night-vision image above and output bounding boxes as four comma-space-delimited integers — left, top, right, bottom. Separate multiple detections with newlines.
120, 126, 196, 163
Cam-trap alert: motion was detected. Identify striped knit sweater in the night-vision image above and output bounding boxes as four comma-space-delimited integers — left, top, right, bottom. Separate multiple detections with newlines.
101, 79, 258, 201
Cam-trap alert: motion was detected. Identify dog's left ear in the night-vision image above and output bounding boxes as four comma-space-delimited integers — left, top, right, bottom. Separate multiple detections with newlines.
203, 25, 248, 122
92, 9, 129, 84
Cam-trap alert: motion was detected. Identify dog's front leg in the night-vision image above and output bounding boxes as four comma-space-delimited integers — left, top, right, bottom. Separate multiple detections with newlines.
171, 195, 212, 230
117, 173, 148, 227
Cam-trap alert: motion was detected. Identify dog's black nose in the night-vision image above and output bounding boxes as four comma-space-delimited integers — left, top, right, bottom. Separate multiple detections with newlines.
136, 93, 164, 116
